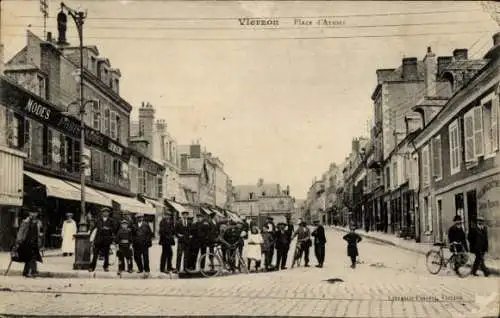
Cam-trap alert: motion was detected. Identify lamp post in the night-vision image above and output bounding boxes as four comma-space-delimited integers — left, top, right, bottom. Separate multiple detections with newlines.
60, 1, 90, 270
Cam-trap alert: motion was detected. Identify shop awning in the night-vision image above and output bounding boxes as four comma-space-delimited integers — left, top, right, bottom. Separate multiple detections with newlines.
144, 197, 165, 209
24, 171, 112, 207
208, 207, 225, 217
201, 206, 216, 216
226, 210, 243, 223
165, 199, 188, 214
96, 191, 155, 215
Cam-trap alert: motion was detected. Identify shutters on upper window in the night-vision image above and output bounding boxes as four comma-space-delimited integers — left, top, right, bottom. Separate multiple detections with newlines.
422, 145, 430, 187
473, 106, 484, 157
491, 94, 499, 152
464, 109, 475, 162
432, 136, 442, 181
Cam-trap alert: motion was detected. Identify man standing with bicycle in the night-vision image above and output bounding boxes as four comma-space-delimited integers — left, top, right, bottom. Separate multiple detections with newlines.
89, 208, 116, 274
468, 216, 490, 277
292, 221, 311, 267
447, 215, 468, 272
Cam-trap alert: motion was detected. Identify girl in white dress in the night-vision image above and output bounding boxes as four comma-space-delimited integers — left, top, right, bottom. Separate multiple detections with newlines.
246, 225, 263, 272
61, 213, 77, 256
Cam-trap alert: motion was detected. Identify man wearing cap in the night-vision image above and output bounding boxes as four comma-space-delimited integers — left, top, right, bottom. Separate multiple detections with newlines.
195, 213, 218, 271
275, 222, 291, 270
311, 219, 327, 268
159, 211, 176, 273
448, 215, 468, 253
132, 213, 153, 274
61, 212, 77, 257
174, 211, 191, 272
14, 208, 43, 277
292, 221, 311, 267
90, 208, 117, 273
468, 216, 490, 277
116, 219, 133, 274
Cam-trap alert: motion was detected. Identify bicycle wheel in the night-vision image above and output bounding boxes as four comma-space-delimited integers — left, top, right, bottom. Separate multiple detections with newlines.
452, 253, 471, 278
199, 253, 223, 278
426, 250, 442, 274
237, 252, 249, 274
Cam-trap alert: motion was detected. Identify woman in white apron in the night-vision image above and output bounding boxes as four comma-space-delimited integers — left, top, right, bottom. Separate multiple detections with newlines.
61, 213, 77, 256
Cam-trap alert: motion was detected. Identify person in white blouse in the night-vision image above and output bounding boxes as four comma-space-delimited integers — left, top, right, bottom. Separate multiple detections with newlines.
245, 224, 263, 272
61, 213, 77, 256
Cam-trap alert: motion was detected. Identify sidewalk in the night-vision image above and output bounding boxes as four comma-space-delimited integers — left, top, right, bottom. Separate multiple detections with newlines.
332, 226, 500, 275
0, 242, 178, 279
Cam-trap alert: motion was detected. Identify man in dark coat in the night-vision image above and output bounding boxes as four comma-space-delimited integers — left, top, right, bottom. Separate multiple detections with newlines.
185, 216, 198, 271
292, 221, 311, 267
159, 211, 176, 273
116, 219, 133, 274
468, 216, 490, 277
448, 215, 468, 253
196, 212, 218, 270
275, 223, 291, 270
311, 219, 327, 268
89, 208, 116, 272
174, 211, 191, 273
14, 209, 43, 277
343, 225, 362, 269
132, 214, 153, 274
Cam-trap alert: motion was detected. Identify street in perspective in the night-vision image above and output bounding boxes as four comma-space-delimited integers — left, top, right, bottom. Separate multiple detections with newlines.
0, 1, 499, 317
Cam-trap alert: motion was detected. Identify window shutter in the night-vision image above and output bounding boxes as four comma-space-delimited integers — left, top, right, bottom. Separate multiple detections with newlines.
464, 109, 475, 162
448, 123, 456, 172
432, 137, 442, 180
492, 95, 499, 152
422, 146, 429, 187
473, 106, 484, 157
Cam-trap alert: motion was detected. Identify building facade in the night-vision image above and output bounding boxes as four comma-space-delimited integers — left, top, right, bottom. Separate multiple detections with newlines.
413, 34, 500, 257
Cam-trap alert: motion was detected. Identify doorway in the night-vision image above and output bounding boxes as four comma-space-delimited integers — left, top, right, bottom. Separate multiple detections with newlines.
436, 199, 443, 242
466, 190, 477, 232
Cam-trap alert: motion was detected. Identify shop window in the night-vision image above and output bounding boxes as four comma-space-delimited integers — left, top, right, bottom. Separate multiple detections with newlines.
157, 177, 163, 199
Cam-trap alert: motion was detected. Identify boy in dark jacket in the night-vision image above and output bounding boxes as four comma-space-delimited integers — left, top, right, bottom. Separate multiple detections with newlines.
116, 219, 133, 275
343, 226, 362, 268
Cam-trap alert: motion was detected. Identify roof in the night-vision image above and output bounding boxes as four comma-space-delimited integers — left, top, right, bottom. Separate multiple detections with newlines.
383, 61, 425, 82
233, 183, 281, 200
442, 59, 488, 73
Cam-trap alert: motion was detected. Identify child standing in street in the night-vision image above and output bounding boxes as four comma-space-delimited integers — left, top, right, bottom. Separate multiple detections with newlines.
343, 226, 362, 269
116, 219, 133, 276
246, 225, 263, 272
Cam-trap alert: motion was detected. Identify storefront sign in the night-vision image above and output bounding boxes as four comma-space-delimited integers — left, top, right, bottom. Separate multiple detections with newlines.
0, 77, 130, 161
477, 179, 500, 226
139, 157, 163, 175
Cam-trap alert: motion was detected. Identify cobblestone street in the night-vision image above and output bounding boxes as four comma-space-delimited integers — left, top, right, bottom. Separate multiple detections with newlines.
0, 229, 498, 317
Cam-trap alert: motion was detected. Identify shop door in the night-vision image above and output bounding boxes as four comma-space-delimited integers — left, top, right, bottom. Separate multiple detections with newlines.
466, 190, 477, 232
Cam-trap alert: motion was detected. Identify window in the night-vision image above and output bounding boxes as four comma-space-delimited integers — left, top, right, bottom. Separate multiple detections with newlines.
103, 107, 110, 135
249, 192, 254, 200
91, 149, 102, 182
392, 161, 398, 187
385, 166, 391, 189
157, 177, 163, 198
37, 75, 45, 99
5, 110, 20, 148
482, 94, 499, 156
473, 106, 484, 157
431, 136, 442, 181
424, 196, 432, 232
129, 165, 138, 193
110, 111, 117, 139
116, 114, 121, 142
464, 109, 475, 162
92, 100, 101, 131
138, 168, 145, 194
448, 120, 461, 175
422, 145, 430, 187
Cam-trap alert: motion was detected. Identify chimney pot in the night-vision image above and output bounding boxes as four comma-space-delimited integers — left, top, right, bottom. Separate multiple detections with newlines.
453, 49, 468, 60
493, 32, 500, 47
427, 46, 432, 53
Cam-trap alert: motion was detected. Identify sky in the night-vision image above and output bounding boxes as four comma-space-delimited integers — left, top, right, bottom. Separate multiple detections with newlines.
2, 1, 499, 199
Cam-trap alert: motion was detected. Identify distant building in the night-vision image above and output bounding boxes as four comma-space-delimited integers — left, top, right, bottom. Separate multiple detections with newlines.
231, 178, 293, 225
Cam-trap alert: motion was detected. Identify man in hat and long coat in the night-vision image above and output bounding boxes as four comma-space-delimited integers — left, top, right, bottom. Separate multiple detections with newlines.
159, 210, 176, 273
468, 216, 490, 277
14, 209, 43, 277
174, 211, 191, 272
89, 207, 116, 273
132, 213, 153, 274
311, 219, 327, 268
61, 212, 77, 256
447, 215, 468, 273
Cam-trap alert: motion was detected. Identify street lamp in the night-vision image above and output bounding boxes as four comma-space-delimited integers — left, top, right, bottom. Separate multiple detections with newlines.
60, 1, 90, 270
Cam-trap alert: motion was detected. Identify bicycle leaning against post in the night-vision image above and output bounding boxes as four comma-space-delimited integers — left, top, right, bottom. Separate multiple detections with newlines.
199, 243, 249, 278
426, 242, 471, 278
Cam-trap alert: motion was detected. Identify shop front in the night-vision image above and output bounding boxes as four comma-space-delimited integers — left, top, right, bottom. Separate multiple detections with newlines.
436, 170, 500, 258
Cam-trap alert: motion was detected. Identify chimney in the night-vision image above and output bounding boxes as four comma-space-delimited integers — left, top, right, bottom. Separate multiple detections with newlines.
190, 144, 201, 158
437, 56, 453, 75
376, 69, 395, 84
493, 32, 500, 47
156, 119, 166, 134
453, 49, 468, 61
423, 46, 437, 97
138, 101, 155, 158
402, 57, 418, 80
257, 178, 264, 187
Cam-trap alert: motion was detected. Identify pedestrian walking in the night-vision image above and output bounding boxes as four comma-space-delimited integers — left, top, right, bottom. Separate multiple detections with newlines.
292, 221, 311, 267
311, 219, 326, 268
13, 208, 43, 278
159, 211, 175, 273
174, 211, 191, 273
343, 225, 362, 269
60, 213, 77, 257
116, 219, 133, 275
132, 214, 153, 275
89, 208, 116, 274
246, 224, 263, 272
275, 222, 291, 270
468, 216, 490, 277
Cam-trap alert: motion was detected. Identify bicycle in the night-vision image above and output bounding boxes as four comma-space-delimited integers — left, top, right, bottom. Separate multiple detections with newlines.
199, 243, 249, 278
426, 242, 471, 278
291, 239, 307, 268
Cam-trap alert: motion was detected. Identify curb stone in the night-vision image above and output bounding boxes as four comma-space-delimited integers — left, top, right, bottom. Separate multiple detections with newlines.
333, 227, 500, 276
